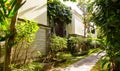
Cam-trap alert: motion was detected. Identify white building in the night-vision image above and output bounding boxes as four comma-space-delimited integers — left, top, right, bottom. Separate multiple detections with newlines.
0, 0, 48, 65
63, 1, 85, 37
63, 1, 96, 38
9, 0, 49, 63
18, 0, 48, 55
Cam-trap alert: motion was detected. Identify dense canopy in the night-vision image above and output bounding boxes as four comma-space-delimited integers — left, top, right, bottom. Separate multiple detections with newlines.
89, 0, 120, 70
48, 0, 72, 24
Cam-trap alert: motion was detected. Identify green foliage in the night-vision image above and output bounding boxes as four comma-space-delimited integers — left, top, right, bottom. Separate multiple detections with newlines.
0, 0, 26, 71
95, 38, 106, 49
89, 0, 120, 70
0, 1, 39, 70
11, 62, 42, 71
91, 57, 109, 71
67, 36, 84, 54
0, 0, 26, 42
63, 0, 76, 2
88, 48, 101, 55
55, 48, 101, 69
47, 0, 72, 24
50, 35, 67, 52
16, 20, 39, 43
67, 36, 100, 55
56, 52, 72, 60
91, 54, 112, 71
0, 0, 25, 32
101, 56, 111, 71
9, 20, 39, 66
42, 35, 67, 68
86, 35, 100, 48
0, 0, 25, 18
86, 35, 93, 46
68, 36, 84, 44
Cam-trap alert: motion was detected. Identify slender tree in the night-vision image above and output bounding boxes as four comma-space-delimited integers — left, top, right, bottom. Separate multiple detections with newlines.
0, 0, 25, 71
4, 1, 23, 71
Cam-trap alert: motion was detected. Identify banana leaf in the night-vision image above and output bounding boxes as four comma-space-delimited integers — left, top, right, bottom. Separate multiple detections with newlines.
8, 0, 26, 17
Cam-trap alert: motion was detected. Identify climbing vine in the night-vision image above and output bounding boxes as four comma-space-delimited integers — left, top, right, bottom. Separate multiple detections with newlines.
48, 0, 72, 25
48, 0, 72, 36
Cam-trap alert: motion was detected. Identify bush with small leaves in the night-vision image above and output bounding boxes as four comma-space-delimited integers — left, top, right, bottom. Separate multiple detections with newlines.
50, 35, 67, 52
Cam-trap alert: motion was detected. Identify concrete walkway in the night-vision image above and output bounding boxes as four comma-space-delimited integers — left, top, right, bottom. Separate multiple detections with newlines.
61, 51, 106, 71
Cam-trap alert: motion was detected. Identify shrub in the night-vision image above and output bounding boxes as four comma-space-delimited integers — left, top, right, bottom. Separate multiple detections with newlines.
67, 36, 99, 55
40, 35, 67, 69
50, 35, 67, 52
86, 34, 101, 49
16, 20, 39, 43
56, 52, 72, 60
11, 62, 42, 71
11, 20, 39, 65
67, 36, 84, 54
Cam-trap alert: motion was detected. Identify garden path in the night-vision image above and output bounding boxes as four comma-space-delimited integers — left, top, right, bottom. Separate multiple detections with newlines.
61, 51, 106, 71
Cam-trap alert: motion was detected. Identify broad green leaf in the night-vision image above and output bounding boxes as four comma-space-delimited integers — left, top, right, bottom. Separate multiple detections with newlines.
1, 23, 7, 31
0, 0, 7, 14
0, 36, 6, 41
8, 1, 26, 17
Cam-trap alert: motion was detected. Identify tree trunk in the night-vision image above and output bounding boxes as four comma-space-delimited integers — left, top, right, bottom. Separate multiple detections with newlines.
3, 0, 22, 71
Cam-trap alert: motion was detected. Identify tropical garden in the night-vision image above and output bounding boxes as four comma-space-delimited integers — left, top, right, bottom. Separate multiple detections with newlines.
0, 0, 120, 71
89, 0, 120, 71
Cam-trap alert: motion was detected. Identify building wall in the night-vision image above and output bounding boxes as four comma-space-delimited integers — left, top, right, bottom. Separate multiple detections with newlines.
74, 12, 84, 36
18, 0, 47, 25
64, 1, 85, 36
32, 28, 47, 54
18, 0, 47, 55
66, 11, 74, 35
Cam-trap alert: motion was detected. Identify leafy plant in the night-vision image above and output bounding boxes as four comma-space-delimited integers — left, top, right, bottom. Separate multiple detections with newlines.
16, 20, 39, 43
67, 36, 84, 54
91, 56, 109, 71
63, 0, 76, 2
101, 55, 111, 71
11, 20, 39, 65
0, 0, 25, 34
11, 62, 42, 71
0, 0, 25, 71
67, 36, 100, 56
50, 35, 67, 52
48, 0, 72, 24
48, 0, 72, 36
89, 0, 120, 70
